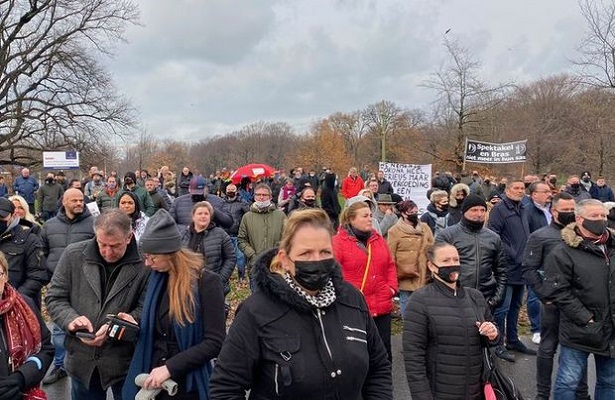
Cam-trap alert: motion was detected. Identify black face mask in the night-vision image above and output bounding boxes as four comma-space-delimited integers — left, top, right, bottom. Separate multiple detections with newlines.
438, 203, 449, 211
582, 177, 590, 183
303, 199, 316, 207
191, 194, 205, 203
462, 215, 484, 231
570, 183, 580, 190
45, 178, 54, 184
292, 258, 335, 291
582, 218, 607, 236
406, 213, 419, 224
549, 177, 557, 185
556, 211, 576, 226
226, 192, 236, 200
432, 263, 460, 284
0, 220, 7, 233
497, 184, 506, 191
124, 178, 134, 186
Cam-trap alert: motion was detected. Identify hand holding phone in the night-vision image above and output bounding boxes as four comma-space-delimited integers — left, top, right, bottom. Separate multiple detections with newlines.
75, 330, 96, 339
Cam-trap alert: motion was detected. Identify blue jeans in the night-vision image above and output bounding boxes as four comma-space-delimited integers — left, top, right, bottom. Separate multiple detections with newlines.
399, 290, 413, 318
554, 345, 615, 399
230, 236, 246, 279
493, 284, 524, 344
71, 369, 123, 400
527, 286, 541, 333
51, 323, 66, 368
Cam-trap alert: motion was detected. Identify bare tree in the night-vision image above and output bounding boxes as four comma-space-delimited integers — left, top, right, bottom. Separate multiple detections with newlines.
327, 111, 369, 166
0, 0, 138, 167
574, 0, 615, 88
422, 38, 509, 171
364, 100, 410, 162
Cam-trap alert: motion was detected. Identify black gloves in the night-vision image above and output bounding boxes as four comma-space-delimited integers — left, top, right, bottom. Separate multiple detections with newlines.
0, 372, 25, 399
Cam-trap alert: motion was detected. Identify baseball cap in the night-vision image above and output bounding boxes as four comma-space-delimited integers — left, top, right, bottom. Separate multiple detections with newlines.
0, 198, 15, 218
189, 176, 207, 195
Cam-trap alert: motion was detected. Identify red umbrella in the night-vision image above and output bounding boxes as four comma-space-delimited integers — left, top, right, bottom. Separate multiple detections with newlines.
230, 163, 276, 184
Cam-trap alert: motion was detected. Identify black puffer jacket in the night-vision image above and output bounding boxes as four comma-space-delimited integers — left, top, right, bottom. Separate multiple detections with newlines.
209, 248, 392, 400
404, 280, 495, 400
223, 196, 250, 236
41, 207, 94, 275
544, 225, 615, 356
435, 218, 507, 308
180, 224, 236, 295
170, 193, 233, 230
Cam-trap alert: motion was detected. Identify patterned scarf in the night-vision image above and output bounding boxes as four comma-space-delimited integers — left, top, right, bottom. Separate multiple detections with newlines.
284, 273, 336, 309
0, 284, 42, 370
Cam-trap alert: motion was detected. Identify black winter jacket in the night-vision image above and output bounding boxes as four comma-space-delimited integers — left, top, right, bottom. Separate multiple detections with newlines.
177, 172, 193, 197
170, 193, 233, 230
435, 218, 507, 307
487, 196, 530, 285
403, 281, 496, 400
525, 201, 549, 234
41, 207, 94, 275
223, 197, 250, 236
522, 221, 566, 301
209, 248, 392, 400
320, 175, 341, 224
0, 219, 47, 307
544, 225, 615, 356
180, 224, 236, 295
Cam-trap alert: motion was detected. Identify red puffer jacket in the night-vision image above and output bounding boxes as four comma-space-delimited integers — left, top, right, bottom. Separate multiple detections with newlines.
332, 228, 398, 317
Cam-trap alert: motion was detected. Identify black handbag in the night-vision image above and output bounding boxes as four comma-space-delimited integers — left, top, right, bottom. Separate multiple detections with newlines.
482, 345, 525, 400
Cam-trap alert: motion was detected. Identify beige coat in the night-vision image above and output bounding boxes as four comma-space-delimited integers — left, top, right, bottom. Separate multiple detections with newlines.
387, 219, 434, 292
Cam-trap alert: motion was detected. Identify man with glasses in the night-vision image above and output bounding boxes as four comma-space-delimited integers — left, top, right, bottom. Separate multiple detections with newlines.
544, 199, 615, 399
237, 184, 286, 291
46, 209, 149, 400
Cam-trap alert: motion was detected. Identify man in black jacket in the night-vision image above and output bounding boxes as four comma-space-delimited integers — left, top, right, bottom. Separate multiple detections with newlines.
223, 184, 250, 280
522, 192, 589, 400
436, 194, 507, 308
544, 199, 615, 399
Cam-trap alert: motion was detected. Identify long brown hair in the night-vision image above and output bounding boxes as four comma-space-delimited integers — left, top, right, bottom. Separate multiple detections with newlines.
167, 248, 204, 326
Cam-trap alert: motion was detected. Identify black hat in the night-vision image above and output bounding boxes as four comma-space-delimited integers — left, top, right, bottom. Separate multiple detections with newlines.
0, 198, 14, 218
139, 209, 182, 254
461, 194, 487, 214
189, 176, 207, 194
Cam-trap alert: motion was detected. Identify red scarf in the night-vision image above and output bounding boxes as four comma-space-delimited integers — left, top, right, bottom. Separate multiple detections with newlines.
0, 285, 41, 370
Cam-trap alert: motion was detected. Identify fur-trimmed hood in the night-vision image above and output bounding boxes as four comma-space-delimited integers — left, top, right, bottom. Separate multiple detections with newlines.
449, 183, 470, 208
561, 222, 615, 248
252, 247, 345, 313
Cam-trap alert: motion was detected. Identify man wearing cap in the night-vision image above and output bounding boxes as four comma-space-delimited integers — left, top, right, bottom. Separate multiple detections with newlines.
45, 209, 149, 399
169, 175, 232, 229
13, 167, 39, 215
84, 170, 106, 203
115, 172, 155, 217
435, 194, 508, 310
0, 197, 47, 307
374, 194, 399, 238
41, 188, 95, 385
37, 172, 65, 221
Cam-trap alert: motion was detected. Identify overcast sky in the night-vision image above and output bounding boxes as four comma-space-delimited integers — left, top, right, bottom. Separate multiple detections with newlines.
107, 0, 587, 141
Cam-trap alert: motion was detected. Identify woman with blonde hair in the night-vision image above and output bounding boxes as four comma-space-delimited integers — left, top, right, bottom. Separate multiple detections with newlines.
123, 210, 226, 400
9, 195, 41, 234
332, 199, 398, 361
210, 208, 392, 399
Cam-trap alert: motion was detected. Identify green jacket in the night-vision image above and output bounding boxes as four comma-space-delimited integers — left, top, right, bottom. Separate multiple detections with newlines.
114, 186, 155, 217
237, 203, 286, 264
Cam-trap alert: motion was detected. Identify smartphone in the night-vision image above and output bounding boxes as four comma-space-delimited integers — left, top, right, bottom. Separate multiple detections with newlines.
75, 331, 95, 339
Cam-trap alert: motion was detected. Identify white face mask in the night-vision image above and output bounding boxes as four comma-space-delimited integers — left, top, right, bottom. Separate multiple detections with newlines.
254, 200, 271, 209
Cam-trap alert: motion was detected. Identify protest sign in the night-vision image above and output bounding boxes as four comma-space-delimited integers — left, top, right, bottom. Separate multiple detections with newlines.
379, 162, 431, 214
464, 139, 527, 164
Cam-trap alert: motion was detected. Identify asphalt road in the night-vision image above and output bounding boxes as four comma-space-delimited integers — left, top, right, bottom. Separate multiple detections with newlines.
43, 334, 596, 399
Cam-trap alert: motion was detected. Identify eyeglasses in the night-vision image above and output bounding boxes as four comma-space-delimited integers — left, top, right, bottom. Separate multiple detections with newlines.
254, 193, 271, 198
143, 254, 158, 263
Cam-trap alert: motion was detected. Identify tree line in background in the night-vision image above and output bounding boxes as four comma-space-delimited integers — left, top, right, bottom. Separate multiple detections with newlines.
2, 0, 615, 181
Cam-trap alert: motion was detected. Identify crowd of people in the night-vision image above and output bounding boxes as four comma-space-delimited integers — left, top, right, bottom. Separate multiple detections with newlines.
0, 163, 612, 399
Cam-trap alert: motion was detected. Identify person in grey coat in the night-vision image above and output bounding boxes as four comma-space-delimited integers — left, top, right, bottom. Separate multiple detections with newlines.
181, 201, 236, 296
45, 209, 149, 400
41, 188, 95, 385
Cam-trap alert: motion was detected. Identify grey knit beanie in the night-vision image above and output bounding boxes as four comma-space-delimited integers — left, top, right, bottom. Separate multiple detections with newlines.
139, 209, 182, 254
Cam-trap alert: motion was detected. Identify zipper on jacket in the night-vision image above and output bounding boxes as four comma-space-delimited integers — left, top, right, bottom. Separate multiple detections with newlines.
346, 336, 368, 344
316, 309, 333, 360
342, 325, 367, 335
274, 363, 280, 395
475, 235, 481, 289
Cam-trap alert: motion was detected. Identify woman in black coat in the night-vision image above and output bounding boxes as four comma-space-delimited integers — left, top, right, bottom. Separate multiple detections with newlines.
123, 210, 226, 400
403, 242, 499, 400
320, 172, 341, 230
209, 209, 392, 400
180, 201, 236, 295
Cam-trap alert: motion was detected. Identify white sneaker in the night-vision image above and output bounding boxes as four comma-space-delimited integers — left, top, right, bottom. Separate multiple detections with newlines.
532, 332, 541, 344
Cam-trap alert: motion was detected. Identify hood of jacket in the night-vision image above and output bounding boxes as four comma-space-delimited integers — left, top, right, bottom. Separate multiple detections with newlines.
345, 195, 376, 214
561, 222, 615, 249
57, 205, 92, 224
449, 183, 470, 207
252, 247, 345, 313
